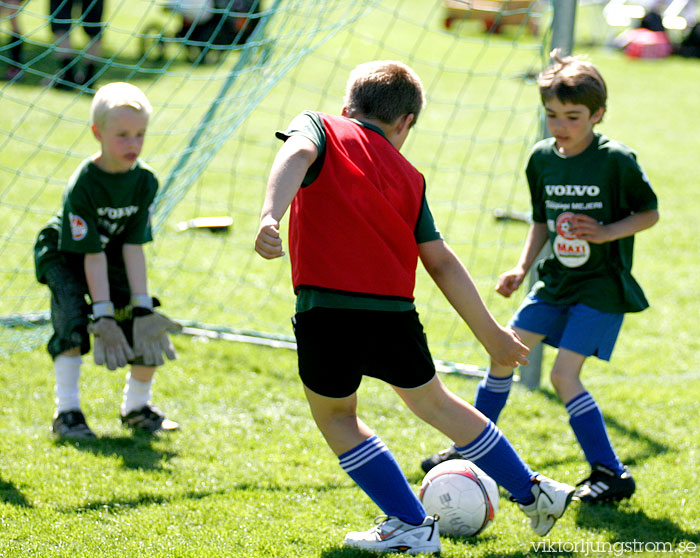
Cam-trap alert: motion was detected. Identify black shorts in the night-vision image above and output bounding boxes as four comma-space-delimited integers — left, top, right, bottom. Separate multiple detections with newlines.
292, 307, 436, 398
49, 0, 105, 37
44, 258, 134, 360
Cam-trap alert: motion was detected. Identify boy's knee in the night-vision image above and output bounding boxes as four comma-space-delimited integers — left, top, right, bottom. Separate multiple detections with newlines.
130, 365, 156, 382
550, 366, 577, 393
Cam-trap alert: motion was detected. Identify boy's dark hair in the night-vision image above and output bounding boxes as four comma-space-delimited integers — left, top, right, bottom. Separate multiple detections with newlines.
538, 49, 607, 115
344, 60, 425, 127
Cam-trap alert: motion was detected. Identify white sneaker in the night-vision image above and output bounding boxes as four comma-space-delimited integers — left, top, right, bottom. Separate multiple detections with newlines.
518, 475, 575, 536
343, 515, 441, 555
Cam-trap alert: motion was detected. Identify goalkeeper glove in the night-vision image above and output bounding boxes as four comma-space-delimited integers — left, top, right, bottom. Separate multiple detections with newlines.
88, 302, 134, 370
131, 295, 182, 367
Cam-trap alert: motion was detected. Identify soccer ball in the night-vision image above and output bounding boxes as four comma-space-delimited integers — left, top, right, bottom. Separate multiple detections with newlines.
419, 459, 499, 537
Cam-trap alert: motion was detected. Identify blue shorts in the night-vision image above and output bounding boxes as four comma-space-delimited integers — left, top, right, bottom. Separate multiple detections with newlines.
510, 293, 624, 361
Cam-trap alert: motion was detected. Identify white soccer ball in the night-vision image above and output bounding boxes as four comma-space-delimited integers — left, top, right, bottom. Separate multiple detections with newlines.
419, 459, 499, 537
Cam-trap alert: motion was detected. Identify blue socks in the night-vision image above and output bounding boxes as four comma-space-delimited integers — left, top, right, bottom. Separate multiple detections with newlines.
455, 421, 535, 504
339, 435, 426, 525
475, 376, 625, 476
566, 391, 625, 475
474, 373, 513, 422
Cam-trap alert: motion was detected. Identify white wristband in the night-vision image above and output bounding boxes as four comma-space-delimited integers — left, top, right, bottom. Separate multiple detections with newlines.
93, 301, 115, 318
130, 294, 153, 309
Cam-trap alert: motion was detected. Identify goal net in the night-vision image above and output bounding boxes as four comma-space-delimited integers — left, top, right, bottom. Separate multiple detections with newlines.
1, 0, 550, 366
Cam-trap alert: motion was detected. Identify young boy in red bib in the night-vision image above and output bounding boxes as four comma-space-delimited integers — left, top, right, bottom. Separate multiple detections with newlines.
255, 60, 576, 554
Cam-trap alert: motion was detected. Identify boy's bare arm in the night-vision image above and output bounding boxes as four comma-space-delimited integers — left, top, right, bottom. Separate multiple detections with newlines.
419, 239, 529, 368
496, 222, 548, 298
84, 252, 110, 302
571, 209, 659, 244
256, 135, 318, 259
515, 222, 549, 272
122, 243, 181, 365
123, 243, 148, 296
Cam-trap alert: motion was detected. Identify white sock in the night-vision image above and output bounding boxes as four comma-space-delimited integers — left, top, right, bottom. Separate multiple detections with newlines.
121, 372, 153, 415
54, 355, 82, 414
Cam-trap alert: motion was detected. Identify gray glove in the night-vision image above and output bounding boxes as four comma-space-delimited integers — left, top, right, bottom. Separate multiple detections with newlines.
132, 310, 182, 367
88, 317, 135, 371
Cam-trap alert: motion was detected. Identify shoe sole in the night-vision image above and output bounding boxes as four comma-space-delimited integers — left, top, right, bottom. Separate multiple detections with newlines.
345, 543, 441, 555
52, 431, 97, 440
122, 423, 180, 434
536, 488, 575, 536
405, 547, 441, 556
576, 489, 635, 503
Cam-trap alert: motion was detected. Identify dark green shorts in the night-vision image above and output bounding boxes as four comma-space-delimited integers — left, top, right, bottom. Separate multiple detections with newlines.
44, 259, 133, 360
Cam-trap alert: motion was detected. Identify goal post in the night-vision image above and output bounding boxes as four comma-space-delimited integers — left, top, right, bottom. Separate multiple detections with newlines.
518, 0, 577, 389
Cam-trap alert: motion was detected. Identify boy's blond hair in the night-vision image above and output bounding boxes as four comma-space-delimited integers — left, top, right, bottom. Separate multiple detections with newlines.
538, 49, 607, 116
91, 82, 153, 128
344, 60, 425, 127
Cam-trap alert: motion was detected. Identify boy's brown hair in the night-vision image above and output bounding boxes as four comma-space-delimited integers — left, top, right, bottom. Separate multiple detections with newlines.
344, 60, 425, 127
538, 49, 607, 115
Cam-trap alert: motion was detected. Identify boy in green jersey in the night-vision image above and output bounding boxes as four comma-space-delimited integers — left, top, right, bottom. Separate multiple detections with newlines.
34, 82, 181, 439
422, 50, 659, 504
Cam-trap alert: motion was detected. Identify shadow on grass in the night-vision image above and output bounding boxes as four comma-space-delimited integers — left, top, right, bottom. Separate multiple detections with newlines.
54, 432, 177, 470
0, 477, 32, 507
532, 389, 670, 468
319, 544, 563, 558
56, 489, 224, 515
320, 548, 389, 558
575, 503, 700, 546
313, 506, 699, 558
2, 36, 245, 90
231, 480, 350, 494
443, 533, 576, 558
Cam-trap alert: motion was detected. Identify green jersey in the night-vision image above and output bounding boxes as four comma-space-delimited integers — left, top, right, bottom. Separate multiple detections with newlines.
34, 158, 158, 284
278, 111, 442, 312
526, 133, 658, 313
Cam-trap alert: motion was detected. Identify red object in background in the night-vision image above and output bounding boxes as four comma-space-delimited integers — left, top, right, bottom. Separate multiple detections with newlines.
624, 28, 673, 59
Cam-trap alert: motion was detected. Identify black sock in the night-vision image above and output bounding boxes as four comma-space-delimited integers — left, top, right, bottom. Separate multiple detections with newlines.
56, 58, 76, 88
83, 62, 97, 85
10, 40, 23, 64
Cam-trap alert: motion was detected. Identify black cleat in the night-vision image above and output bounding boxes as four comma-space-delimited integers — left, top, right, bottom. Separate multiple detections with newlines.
574, 463, 635, 503
121, 405, 180, 434
421, 445, 460, 473
52, 410, 97, 440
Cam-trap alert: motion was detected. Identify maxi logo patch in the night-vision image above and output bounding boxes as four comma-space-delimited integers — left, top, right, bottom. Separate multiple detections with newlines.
554, 212, 589, 268
69, 212, 88, 241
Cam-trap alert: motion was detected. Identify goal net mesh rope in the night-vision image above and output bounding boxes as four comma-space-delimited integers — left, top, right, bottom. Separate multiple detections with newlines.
0, 0, 549, 364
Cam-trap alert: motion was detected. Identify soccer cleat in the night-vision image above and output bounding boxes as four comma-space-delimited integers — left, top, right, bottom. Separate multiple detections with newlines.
517, 475, 575, 536
421, 445, 460, 473
52, 410, 97, 440
574, 463, 635, 503
121, 405, 180, 434
343, 515, 441, 555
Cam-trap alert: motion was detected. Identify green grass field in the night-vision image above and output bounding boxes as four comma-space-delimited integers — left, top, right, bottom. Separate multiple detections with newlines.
2, 1, 700, 556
